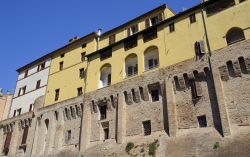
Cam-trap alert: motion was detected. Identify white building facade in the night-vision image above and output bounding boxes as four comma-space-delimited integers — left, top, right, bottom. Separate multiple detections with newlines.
9, 58, 51, 118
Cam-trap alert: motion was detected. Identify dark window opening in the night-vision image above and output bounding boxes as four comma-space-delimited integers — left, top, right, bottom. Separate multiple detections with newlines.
100, 48, 112, 60
37, 62, 46, 72
127, 64, 138, 77
24, 70, 28, 78
81, 52, 86, 61
29, 104, 33, 112
82, 43, 87, 48
198, 115, 207, 128
109, 34, 116, 45
66, 130, 71, 142
55, 111, 58, 120
100, 105, 107, 120
148, 58, 158, 69
127, 24, 138, 36
79, 68, 85, 78
77, 87, 83, 96
13, 110, 16, 117
238, 57, 247, 74
17, 108, 22, 115
36, 80, 41, 89
189, 13, 196, 23
151, 89, 159, 102
124, 36, 138, 51
60, 53, 65, 58
143, 120, 151, 136
55, 89, 60, 101
226, 61, 235, 77
143, 28, 157, 43
104, 128, 109, 140
107, 74, 111, 86
226, 28, 245, 45
169, 23, 175, 32
59, 62, 64, 71
190, 80, 202, 100
45, 119, 49, 131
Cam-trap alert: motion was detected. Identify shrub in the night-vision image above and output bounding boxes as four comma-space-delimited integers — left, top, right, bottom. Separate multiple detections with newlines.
0, 124, 4, 129
213, 142, 220, 150
125, 142, 134, 154
148, 142, 157, 157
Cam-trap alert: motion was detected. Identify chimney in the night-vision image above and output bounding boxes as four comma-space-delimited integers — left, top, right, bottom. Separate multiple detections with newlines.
69, 36, 80, 43
96, 28, 102, 50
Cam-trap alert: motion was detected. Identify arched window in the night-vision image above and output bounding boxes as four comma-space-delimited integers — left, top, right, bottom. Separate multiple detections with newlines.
226, 27, 245, 45
144, 46, 159, 70
125, 54, 138, 77
99, 64, 112, 88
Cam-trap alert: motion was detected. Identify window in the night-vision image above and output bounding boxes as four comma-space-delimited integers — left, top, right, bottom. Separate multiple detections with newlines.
99, 105, 107, 120
55, 89, 60, 101
3, 132, 12, 155
79, 68, 85, 79
36, 80, 41, 89
125, 54, 138, 77
100, 48, 112, 60
29, 104, 33, 112
143, 120, 151, 136
65, 130, 71, 142
127, 24, 139, 36
195, 41, 206, 56
24, 70, 28, 78
148, 83, 161, 102
189, 13, 196, 23
197, 115, 207, 128
59, 62, 64, 71
240, 0, 246, 2
21, 127, 29, 145
99, 64, 112, 88
144, 47, 159, 70
169, 23, 175, 32
18, 86, 26, 96
60, 53, 65, 58
145, 13, 163, 28
124, 36, 138, 51
82, 43, 87, 48
226, 27, 245, 45
109, 34, 116, 45
17, 108, 22, 115
45, 119, 49, 132
37, 62, 45, 72
143, 28, 157, 42
104, 128, 109, 140
13, 110, 16, 117
81, 52, 86, 61
77, 87, 83, 96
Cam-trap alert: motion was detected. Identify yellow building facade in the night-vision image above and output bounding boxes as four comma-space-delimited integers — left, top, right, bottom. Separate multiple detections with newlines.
44, 0, 250, 106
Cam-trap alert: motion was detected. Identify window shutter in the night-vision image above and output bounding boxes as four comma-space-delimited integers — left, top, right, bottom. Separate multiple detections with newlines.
127, 28, 131, 37
4, 132, 12, 151
198, 40, 206, 54
21, 127, 29, 144
195, 81, 202, 97
158, 12, 163, 22
18, 88, 21, 96
145, 18, 150, 28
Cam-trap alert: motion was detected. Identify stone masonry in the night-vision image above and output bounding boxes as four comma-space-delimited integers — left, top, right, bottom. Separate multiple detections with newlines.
0, 40, 250, 157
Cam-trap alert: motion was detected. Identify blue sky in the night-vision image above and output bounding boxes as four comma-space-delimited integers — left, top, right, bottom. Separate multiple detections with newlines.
0, 0, 200, 93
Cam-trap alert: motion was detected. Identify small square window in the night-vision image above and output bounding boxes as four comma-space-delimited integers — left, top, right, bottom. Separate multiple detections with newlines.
169, 23, 175, 32
109, 34, 116, 45
36, 80, 41, 89
77, 87, 83, 96
151, 89, 160, 102
198, 115, 207, 128
65, 130, 71, 142
82, 43, 87, 48
60, 53, 65, 58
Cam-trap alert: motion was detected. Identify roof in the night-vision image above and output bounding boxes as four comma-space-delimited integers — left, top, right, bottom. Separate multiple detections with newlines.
16, 32, 97, 73
100, 4, 167, 38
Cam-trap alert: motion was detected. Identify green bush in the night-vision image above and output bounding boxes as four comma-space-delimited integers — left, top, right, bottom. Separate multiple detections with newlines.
213, 142, 220, 150
0, 124, 4, 129
148, 143, 157, 156
125, 142, 134, 154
